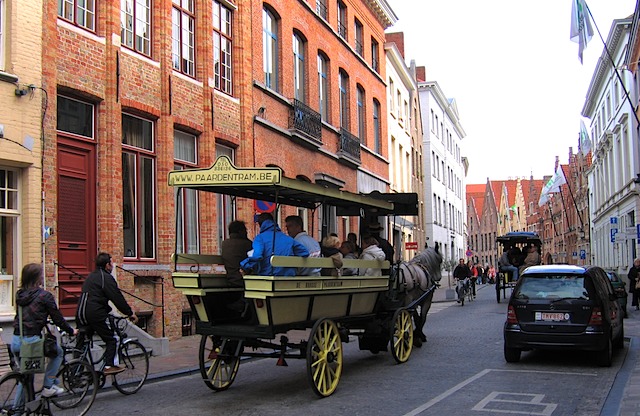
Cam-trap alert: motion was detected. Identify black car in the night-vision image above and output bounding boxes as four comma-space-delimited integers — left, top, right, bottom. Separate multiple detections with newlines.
503, 265, 624, 367
605, 270, 628, 318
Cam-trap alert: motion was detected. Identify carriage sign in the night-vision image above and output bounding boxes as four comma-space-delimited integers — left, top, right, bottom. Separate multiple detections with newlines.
168, 155, 281, 186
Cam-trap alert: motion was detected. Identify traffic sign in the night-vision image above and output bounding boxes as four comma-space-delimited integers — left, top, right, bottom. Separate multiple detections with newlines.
610, 217, 618, 224
405, 241, 419, 250
254, 200, 276, 213
610, 228, 618, 243
580, 250, 586, 260
465, 249, 473, 257
637, 224, 640, 240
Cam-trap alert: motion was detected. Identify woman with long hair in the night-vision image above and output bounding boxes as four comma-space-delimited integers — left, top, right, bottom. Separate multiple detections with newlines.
12, 263, 78, 397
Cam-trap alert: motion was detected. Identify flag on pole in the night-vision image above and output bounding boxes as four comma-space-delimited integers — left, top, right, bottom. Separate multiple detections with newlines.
570, 0, 594, 64
538, 167, 568, 206
579, 119, 592, 155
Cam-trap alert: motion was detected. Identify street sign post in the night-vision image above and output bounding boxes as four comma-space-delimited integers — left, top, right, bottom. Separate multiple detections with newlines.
405, 241, 419, 250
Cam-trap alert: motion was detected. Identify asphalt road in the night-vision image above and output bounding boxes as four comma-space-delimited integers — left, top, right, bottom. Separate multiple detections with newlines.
87, 285, 627, 415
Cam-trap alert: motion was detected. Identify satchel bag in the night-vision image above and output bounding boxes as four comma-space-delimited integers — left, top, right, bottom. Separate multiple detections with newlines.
18, 307, 45, 374
635, 278, 640, 290
43, 326, 58, 359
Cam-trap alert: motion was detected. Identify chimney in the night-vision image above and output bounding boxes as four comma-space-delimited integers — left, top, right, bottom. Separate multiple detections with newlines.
385, 32, 405, 58
416, 66, 426, 82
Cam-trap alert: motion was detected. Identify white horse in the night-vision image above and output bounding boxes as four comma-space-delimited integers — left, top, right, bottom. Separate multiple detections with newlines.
393, 242, 442, 347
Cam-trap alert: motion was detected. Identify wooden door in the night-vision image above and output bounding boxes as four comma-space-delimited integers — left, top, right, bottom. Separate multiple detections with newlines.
56, 138, 96, 316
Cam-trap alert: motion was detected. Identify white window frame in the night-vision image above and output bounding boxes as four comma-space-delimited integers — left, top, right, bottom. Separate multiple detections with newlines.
121, 0, 152, 56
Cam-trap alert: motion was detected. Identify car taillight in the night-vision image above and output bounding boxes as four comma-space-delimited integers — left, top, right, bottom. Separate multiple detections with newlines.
507, 305, 518, 324
588, 307, 603, 325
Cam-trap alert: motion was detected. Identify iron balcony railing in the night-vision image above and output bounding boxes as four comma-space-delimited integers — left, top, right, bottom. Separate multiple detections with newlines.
316, 0, 327, 20
355, 39, 363, 56
339, 128, 361, 160
290, 99, 322, 142
338, 23, 347, 39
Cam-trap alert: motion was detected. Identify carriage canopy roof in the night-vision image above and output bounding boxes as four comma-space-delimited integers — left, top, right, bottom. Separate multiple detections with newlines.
496, 232, 541, 246
168, 156, 418, 215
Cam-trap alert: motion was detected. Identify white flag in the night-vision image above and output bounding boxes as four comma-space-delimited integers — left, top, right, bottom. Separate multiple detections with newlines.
580, 119, 592, 155
538, 167, 567, 206
570, 0, 594, 64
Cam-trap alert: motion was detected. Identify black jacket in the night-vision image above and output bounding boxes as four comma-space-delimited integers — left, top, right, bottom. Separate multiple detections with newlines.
13, 287, 74, 336
76, 267, 133, 325
453, 264, 471, 279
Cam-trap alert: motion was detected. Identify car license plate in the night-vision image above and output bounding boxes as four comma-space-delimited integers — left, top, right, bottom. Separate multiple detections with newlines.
536, 312, 569, 321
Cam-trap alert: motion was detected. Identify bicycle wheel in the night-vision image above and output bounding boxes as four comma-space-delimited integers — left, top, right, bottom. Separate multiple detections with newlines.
113, 340, 149, 395
52, 359, 98, 416
0, 372, 25, 415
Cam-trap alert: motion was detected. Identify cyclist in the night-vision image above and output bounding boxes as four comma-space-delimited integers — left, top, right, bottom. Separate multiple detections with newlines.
453, 258, 471, 303
76, 253, 138, 375
12, 263, 79, 397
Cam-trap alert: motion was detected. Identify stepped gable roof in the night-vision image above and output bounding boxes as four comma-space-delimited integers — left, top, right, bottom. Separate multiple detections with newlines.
489, 180, 503, 207
503, 179, 518, 207
521, 179, 545, 207
466, 185, 485, 221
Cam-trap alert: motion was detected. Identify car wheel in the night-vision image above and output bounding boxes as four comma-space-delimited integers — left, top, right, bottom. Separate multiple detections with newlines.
504, 344, 521, 363
597, 337, 612, 367
614, 326, 624, 350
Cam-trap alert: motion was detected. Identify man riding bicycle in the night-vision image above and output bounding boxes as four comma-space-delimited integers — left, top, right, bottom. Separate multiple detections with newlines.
76, 253, 138, 375
453, 258, 471, 303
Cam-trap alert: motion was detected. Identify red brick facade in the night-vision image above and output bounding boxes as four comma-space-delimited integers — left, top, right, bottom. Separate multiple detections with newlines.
40, 0, 394, 338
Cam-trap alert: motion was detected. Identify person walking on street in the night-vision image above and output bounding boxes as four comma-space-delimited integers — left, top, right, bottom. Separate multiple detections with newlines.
76, 253, 138, 375
13, 263, 79, 397
628, 258, 640, 311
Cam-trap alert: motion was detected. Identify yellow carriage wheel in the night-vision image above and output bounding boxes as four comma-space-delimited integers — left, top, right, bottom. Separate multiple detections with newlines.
199, 335, 241, 391
306, 318, 343, 397
390, 308, 413, 363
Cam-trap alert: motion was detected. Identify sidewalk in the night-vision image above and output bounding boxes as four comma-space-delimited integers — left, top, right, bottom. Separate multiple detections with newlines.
146, 283, 640, 415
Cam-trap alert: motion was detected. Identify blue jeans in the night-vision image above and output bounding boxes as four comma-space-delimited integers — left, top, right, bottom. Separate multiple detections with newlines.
500, 265, 519, 282
11, 335, 63, 392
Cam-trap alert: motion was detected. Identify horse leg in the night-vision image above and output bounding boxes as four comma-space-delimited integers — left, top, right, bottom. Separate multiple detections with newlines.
415, 290, 434, 343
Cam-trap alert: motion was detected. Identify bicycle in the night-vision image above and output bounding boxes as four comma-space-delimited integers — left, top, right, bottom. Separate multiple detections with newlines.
0, 339, 98, 415
63, 315, 149, 395
456, 278, 472, 306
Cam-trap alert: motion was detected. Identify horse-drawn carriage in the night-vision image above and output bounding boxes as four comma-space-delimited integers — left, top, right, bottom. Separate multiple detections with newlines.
495, 232, 542, 303
168, 156, 442, 397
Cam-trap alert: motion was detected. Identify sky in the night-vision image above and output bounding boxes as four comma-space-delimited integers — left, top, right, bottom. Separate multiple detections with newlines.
385, 0, 637, 185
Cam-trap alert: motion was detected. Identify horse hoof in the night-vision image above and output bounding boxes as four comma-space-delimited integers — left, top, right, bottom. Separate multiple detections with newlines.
420, 334, 427, 342
413, 338, 423, 348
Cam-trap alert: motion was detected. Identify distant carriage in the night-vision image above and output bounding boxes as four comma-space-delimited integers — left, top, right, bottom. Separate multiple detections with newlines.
168, 156, 440, 397
495, 232, 542, 303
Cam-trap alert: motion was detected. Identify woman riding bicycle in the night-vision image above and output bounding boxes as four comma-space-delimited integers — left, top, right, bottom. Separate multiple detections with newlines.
12, 263, 79, 397
453, 258, 471, 304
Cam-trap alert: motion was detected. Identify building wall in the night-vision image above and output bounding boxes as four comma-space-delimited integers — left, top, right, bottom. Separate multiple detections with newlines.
583, 18, 639, 278
0, 0, 44, 317
418, 81, 466, 264
384, 36, 424, 259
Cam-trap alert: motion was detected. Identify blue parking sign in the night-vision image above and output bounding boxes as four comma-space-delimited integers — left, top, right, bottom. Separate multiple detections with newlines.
580, 250, 586, 260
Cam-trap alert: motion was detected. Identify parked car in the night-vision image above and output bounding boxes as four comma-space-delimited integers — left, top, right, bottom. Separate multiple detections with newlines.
503, 264, 624, 367
605, 270, 628, 318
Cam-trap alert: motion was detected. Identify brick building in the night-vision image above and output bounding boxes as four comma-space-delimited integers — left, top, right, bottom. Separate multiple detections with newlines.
27, 0, 398, 339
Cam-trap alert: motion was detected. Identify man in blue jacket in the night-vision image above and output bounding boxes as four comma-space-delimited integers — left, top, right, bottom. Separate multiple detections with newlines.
241, 213, 309, 276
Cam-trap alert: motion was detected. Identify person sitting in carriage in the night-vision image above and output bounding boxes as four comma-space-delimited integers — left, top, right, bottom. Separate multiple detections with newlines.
339, 241, 358, 276
499, 246, 520, 282
320, 235, 344, 277
358, 235, 386, 276
240, 213, 310, 276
